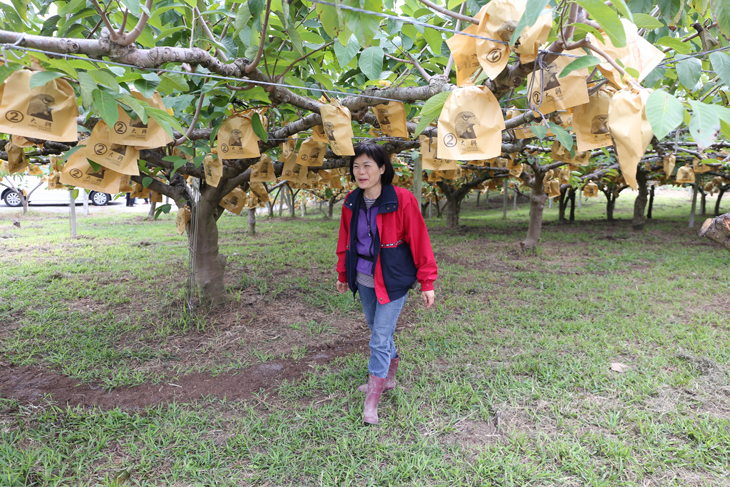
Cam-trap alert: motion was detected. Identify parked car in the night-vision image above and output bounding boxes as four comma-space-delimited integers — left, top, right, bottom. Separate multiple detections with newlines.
1, 175, 112, 207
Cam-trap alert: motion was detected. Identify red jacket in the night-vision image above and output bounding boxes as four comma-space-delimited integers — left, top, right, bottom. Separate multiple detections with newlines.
337, 185, 437, 304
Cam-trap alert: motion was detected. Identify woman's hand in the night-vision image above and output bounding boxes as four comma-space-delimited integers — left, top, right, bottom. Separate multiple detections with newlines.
336, 281, 348, 294
422, 290, 435, 308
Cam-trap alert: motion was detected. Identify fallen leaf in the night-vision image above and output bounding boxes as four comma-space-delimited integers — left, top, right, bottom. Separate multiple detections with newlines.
610, 362, 628, 373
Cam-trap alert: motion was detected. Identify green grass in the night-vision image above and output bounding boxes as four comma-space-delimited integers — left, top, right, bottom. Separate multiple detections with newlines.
1, 188, 729, 486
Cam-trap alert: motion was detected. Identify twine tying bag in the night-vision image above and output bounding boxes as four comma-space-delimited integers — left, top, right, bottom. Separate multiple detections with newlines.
573, 85, 616, 152
663, 154, 676, 176
583, 181, 599, 197
446, 24, 481, 86
251, 154, 276, 182
108, 92, 173, 148
60, 144, 123, 193
319, 100, 355, 156
220, 187, 246, 215
474, 1, 552, 80
592, 20, 664, 88
4, 141, 27, 173
249, 182, 270, 203
373, 101, 408, 138
87, 121, 140, 176
203, 154, 222, 187
176, 206, 191, 235
0, 70, 78, 142
528, 49, 589, 115
437, 83, 505, 161
296, 139, 326, 167
217, 110, 264, 160
607, 82, 653, 190
676, 165, 695, 184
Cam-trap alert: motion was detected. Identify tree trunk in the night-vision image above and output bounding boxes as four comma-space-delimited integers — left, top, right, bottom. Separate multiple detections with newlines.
647, 185, 655, 219
715, 187, 726, 216
445, 194, 461, 229
569, 189, 576, 223
266, 201, 274, 218
189, 198, 227, 305
558, 188, 568, 224
522, 173, 547, 252
328, 195, 336, 219
700, 187, 707, 216
699, 213, 730, 252
632, 168, 648, 231
476, 191, 480, 207
21, 195, 28, 214
689, 185, 698, 228
146, 201, 157, 221
289, 189, 298, 217
248, 208, 256, 236
604, 190, 616, 222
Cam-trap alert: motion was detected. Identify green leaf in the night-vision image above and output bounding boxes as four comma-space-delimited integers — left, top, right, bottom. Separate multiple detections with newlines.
134, 73, 161, 99
688, 100, 720, 150
710, 52, 730, 88
71, 189, 79, 199
147, 108, 184, 137
656, 36, 691, 54
414, 91, 452, 136
118, 94, 148, 124
29, 71, 65, 90
248, 0, 264, 19
235, 2, 251, 31
164, 156, 188, 177
87, 159, 101, 172
92, 89, 119, 128
154, 203, 172, 220
142, 176, 153, 188
358, 46, 384, 80
423, 26, 442, 55
547, 122, 573, 151
676, 57, 702, 91
118, 0, 140, 16
712, 0, 730, 38
448, 0, 466, 8
570, 22, 606, 44
558, 55, 601, 78
62, 144, 85, 162
645, 89, 685, 140
575, 0, 626, 47
334, 34, 360, 68
509, 0, 551, 46
251, 112, 268, 143
631, 13, 663, 29
657, 0, 681, 24
531, 124, 548, 139
87, 69, 120, 92
0, 65, 21, 86
611, 0, 633, 22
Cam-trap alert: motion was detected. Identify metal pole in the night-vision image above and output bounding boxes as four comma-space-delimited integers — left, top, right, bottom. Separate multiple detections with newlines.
82, 190, 89, 216
412, 154, 422, 208
69, 190, 77, 237
502, 179, 508, 219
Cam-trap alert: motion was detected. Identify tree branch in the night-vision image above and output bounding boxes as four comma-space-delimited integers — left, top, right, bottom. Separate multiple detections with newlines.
119, 0, 154, 47
88, 0, 120, 42
444, 2, 466, 77
194, 6, 228, 62
278, 40, 335, 80
417, 0, 478, 24
244, 0, 272, 74
174, 86, 207, 146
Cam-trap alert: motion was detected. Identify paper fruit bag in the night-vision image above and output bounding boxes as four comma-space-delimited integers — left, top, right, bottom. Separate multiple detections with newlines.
319, 100, 355, 156
27, 163, 43, 176
60, 145, 123, 193
204, 154, 222, 187
118, 174, 133, 193
86, 121, 140, 175
528, 49, 589, 115
4, 141, 27, 173
11, 135, 35, 148
446, 24, 481, 86
437, 83, 505, 161
573, 85, 616, 152
108, 92, 173, 148
280, 135, 298, 164
312, 124, 329, 143
282, 158, 308, 183
131, 181, 151, 199
150, 190, 163, 203
693, 158, 712, 174
607, 83, 653, 190
176, 206, 191, 235
217, 110, 264, 160
220, 187, 246, 215
249, 181, 270, 204
296, 139, 326, 167
0, 70, 78, 142
663, 154, 676, 176
373, 101, 408, 138
47, 170, 64, 189
676, 166, 695, 184
251, 154, 276, 182
583, 181, 599, 197
551, 141, 591, 166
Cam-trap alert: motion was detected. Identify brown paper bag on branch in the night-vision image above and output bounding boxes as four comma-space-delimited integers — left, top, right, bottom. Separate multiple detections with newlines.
607, 82, 653, 190
312, 125, 328, 143
60, 145, 123, 193
4, 141, 27, 173
130, 181, 151, 199
373, 101, 408, 138
551, 141, 591, 166
203, 154, 222, 187
528, 49, 590, 115
437, 83, 505, 161
118, 174, 133, 193
27, 163, 43, 176
663, 154, 676, 176
282, 158, 308, 183
176, 206, 191, 235
251, 154, 276, 182
220, 187, 246, 215
48, 154, 64, 172
249, 181, 270, 204
319, 100, 355, 156
108, 92, 173, 148
0, 70, 78, 142
693, 158, 712, 174
296, 139, 326, 167
573, 85, 616, 152
217, 110, 264, 160
446, 24, 481, 87
87, 121, 140, 176
676, 165, 695, 184
47, 170, 64, 189
583, 181, 599, 197
420, 137, 458, 171
11, 135, 35, 148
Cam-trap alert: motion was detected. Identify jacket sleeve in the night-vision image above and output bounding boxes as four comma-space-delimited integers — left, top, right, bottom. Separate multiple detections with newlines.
401, 190, 437, 290
336, 198, 350, 283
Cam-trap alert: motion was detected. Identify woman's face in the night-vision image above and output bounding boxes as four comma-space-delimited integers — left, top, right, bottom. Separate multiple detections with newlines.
352, 154, 385, 192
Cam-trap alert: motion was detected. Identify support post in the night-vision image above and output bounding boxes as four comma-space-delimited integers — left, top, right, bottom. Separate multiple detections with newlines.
82, 190, 89, 217
503, 179, 508, 219
578, 193, 582, 211
413, 155, 422, 207
689, 184, 698, 228
69, 190, 77, 237
513, 188, 517, 209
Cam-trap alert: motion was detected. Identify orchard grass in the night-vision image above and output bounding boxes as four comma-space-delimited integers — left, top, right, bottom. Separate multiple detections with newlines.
1, 188, 729, 486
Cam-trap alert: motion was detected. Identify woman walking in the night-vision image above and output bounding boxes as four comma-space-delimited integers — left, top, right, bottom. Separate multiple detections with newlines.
336, 142, 437, 425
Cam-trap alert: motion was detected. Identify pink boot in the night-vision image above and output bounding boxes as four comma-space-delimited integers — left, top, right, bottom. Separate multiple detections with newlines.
363, 374, 386, 425
358, 357, 399, 393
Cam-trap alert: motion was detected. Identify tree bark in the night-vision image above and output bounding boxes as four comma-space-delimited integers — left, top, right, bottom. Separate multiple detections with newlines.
522, 172, 547, 252
715, 187, 727, 216
146, 201, 157, 221
558, 188, 568, 224
190, 197, 227, 305
632, 168, 648, 231
647, 185, 655, 219
248, 208, 256, 236
444, 194, 461, 229
569, 188, 576, 222
699, 213, 730, 252
700, 186, 707, 216
604, 190, 616, 222
328, 194, 336, 219
289, 189, 298, 217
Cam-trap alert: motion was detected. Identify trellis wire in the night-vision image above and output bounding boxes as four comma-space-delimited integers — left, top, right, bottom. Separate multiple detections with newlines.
187, 179, 201, 311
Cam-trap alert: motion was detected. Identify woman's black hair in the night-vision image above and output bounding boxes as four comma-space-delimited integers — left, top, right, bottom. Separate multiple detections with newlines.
350, 142, 395, 186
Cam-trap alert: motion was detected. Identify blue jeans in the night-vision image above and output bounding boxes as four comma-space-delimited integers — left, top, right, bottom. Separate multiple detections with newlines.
358, 286, 408, 378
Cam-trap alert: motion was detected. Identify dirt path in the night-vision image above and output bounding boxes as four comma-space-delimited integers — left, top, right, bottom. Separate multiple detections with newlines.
0, 339, 368, 410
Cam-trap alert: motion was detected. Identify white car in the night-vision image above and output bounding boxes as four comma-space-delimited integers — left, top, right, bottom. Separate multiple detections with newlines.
1, 175, 112, 207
